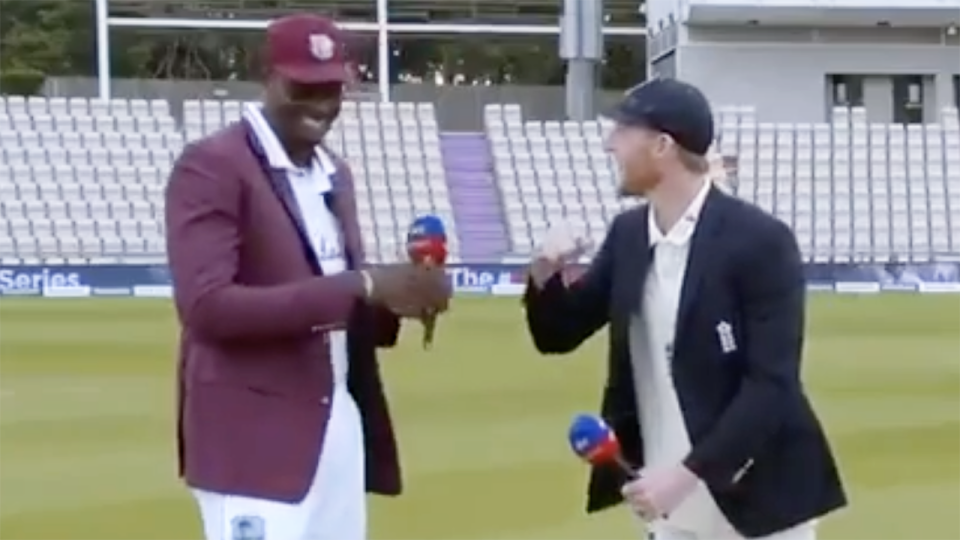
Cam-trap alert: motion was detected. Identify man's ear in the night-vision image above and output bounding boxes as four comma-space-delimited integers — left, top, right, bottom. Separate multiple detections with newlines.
261, 75, 281, 108
262, 74, 275, 95
658, 133, 675, 154
255, 46, 271, 82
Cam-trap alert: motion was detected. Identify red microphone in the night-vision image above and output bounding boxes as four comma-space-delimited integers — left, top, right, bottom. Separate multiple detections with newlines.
407, 237, 447, 266
568, 414, 638, 478
406, 216, 447, 348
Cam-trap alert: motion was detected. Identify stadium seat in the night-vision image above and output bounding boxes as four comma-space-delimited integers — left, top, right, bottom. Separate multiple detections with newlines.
484, 103, 637, 254
0, 96, 178, 263
0, 96, 458, 264
483, 103, 960, 263
2, 96, 959, 264
180, 99, 457, 263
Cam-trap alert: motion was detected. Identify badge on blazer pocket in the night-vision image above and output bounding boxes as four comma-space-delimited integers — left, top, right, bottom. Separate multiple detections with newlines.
715, 320, 737, 354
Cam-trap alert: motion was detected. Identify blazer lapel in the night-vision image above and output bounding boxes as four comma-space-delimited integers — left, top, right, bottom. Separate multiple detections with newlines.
674, 187, 726, 340
622, 205, 652, 315
325, 163, 363, 270
242, 120, 321, 274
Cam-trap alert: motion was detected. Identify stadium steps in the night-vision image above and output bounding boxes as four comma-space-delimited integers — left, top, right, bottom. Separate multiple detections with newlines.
439, 132, 510, 260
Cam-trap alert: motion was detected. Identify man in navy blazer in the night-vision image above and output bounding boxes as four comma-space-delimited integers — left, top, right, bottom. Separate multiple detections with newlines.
524, 80, 846, 540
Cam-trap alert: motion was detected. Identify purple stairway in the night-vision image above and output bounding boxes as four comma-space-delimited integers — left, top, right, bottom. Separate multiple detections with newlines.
439, 132, 510, 260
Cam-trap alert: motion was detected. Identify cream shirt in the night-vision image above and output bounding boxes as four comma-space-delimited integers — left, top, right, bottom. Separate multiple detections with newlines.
629, 179, 731, 534
244, 104, 349, 387
192, 106, 369, 540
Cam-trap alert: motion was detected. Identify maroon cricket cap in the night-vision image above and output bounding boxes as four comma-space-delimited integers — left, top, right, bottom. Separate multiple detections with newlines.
264, 14, 352, 84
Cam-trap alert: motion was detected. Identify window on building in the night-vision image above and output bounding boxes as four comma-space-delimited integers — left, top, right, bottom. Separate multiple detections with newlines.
828, 75, 865, 107
892, 75, 924, 124
954, 75, 960, 109
650, 50, 676, 79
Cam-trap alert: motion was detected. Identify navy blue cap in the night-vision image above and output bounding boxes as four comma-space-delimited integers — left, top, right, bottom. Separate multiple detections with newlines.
605, 78, 714, 157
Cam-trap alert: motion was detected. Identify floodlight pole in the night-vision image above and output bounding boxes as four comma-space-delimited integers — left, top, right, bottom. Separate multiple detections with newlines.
560, 0, 604, 120
95, 0, 111, 100
376, 0, 390, 102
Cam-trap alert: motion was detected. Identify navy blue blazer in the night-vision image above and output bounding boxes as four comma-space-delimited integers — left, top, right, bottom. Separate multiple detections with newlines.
524, 187, 847, 538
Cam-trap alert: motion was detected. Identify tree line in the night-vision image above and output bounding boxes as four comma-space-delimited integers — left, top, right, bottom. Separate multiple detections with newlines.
0, 0, 646, 95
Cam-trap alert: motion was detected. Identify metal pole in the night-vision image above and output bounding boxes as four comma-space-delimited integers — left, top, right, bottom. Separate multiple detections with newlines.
106, 17, 647, 35
376, 0, 390, 102
95, 0, 111, 100
560, 0, 603, 120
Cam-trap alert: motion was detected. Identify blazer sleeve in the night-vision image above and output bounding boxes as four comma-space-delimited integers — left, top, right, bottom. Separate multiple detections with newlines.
522, 216, 619, 354
369, 302, 400, 348
165, 142, 365, 342
684, 219, 806, 488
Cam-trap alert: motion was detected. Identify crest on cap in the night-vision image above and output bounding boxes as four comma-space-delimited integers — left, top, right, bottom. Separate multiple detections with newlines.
309, 34, 335, 61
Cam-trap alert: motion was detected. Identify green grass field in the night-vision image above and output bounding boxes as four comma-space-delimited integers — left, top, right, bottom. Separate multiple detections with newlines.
0, 295, 958, 539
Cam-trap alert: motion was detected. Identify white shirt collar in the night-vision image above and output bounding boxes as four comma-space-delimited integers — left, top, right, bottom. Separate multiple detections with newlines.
243, 103, 337, 189
648, 179, 712, 247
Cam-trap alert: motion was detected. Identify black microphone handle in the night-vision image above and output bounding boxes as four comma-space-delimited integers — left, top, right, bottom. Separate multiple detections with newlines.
418, 255, 443, 349
614, 454, 640, 479
613, 456, 669, 519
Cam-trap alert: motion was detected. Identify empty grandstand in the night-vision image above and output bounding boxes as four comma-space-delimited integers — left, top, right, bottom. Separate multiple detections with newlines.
2, 94, 959, 266
0, 96, 462, 263
2, 0, 959, 273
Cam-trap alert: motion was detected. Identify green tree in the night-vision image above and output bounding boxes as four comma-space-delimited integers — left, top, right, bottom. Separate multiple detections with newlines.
602, 38, 646, 89
1, 1, 91, 74
388, 36, 565, 85
386, 35, 642, 88
0, 0, 647, 88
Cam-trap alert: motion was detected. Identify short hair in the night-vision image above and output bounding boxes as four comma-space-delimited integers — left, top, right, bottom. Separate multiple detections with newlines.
707, 151, 727, 181
677, 148, 710, 174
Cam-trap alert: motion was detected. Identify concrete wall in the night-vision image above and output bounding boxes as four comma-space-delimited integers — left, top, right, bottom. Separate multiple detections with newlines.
43, 77, 627, 131
676, 26, 960, 122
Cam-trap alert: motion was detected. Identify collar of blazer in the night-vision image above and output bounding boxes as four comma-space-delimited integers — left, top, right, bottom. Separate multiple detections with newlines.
648, 178, 713, 248
624, 186, 729, 334
633, 185, 728, 260
673, 186, 728, 338
243, 103, 337, 181
239, 118, 361, 271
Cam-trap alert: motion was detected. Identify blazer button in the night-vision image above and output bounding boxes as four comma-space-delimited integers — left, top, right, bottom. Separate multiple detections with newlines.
321, 396, 331, 406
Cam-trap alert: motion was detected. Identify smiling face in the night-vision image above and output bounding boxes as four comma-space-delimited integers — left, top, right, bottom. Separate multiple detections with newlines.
605, 123, 671, 197
263, 74, 344, 147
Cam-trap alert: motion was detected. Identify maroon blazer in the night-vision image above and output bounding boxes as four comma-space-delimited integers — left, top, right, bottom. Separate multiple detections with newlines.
164, 120, 403, 503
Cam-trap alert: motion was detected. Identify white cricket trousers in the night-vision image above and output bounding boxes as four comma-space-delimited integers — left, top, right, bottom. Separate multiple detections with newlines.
646, 520, 816, 540
192, 387, 367, 540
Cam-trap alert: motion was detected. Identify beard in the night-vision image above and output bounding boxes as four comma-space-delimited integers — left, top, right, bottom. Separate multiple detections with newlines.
614, 150, 662, 198
617, 168, 660, 198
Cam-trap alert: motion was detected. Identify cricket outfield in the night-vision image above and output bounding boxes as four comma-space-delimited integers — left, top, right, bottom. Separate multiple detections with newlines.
0, 295, 957, 539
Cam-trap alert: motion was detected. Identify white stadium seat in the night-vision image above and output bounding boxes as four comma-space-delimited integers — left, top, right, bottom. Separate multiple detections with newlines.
1, 96, 959, 264
485, 103, 960, 263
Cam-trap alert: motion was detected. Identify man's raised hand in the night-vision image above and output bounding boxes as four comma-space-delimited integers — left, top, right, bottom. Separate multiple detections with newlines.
530, 222, 591, 288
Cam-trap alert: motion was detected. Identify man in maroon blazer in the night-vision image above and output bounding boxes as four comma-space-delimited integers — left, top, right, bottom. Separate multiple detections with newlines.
164, 14, 450, 540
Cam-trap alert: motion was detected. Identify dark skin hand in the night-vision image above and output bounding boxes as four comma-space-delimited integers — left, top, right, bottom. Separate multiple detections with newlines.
260, 74, 451, 322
